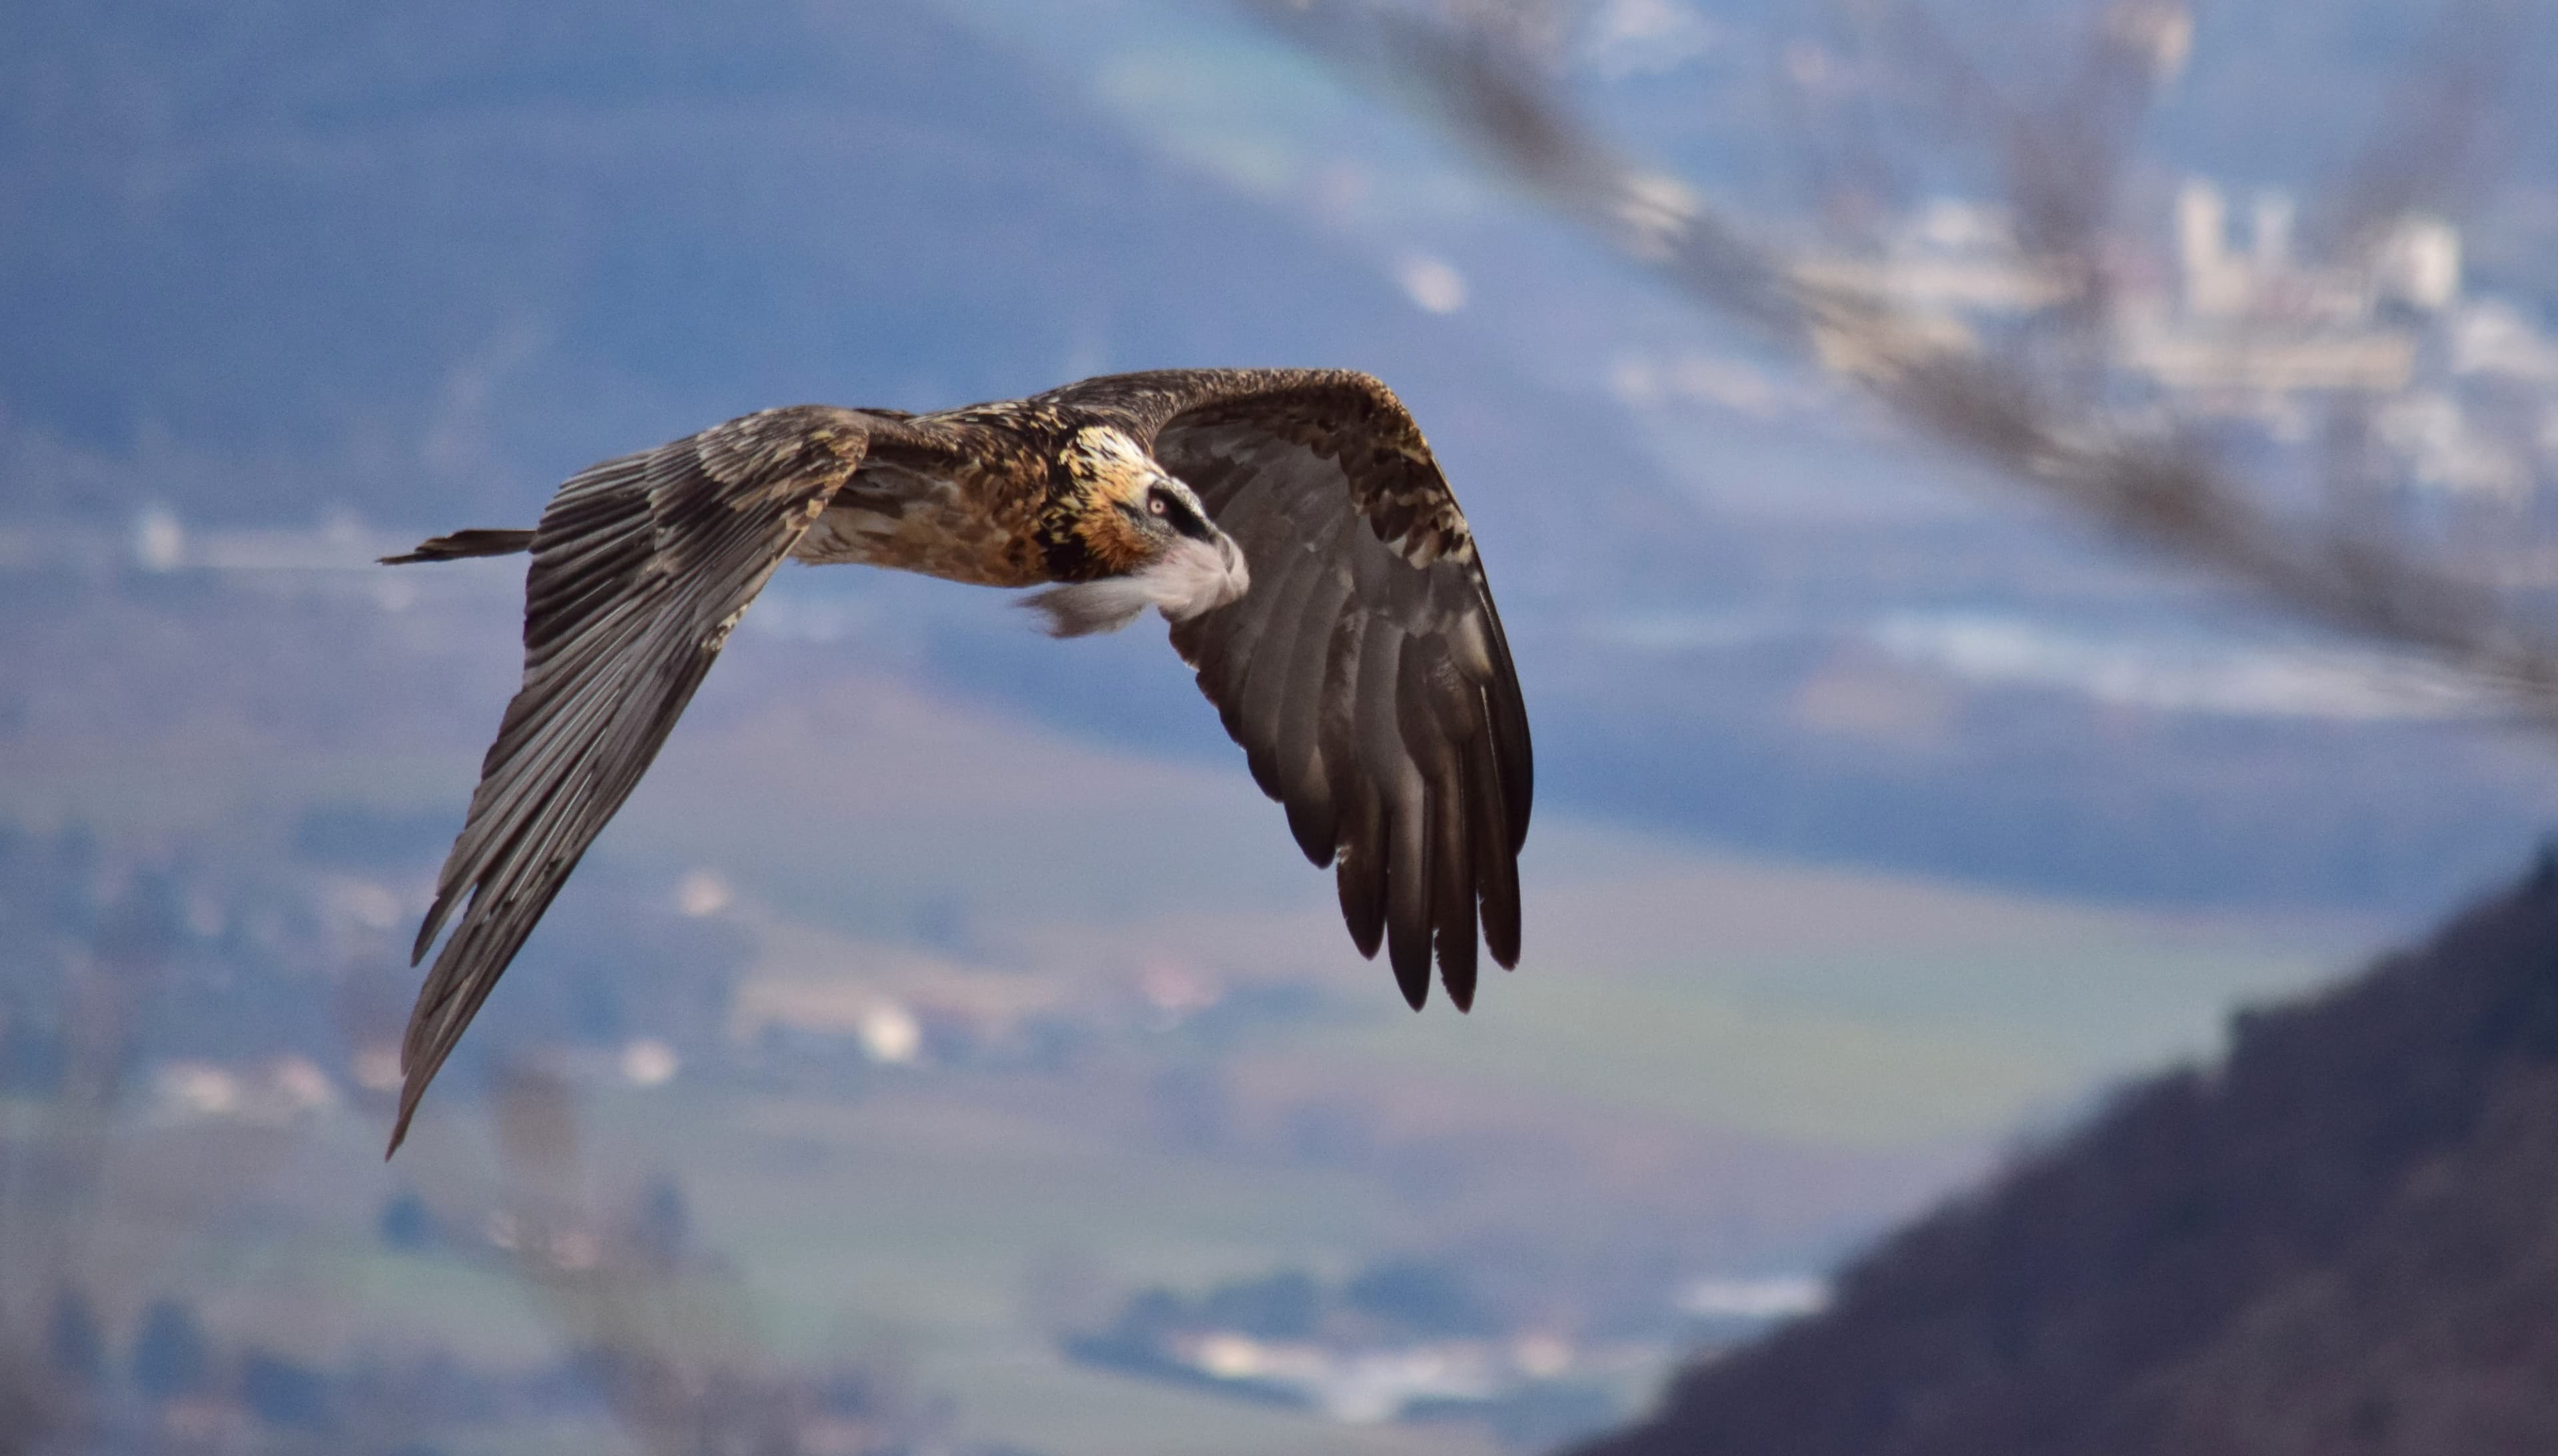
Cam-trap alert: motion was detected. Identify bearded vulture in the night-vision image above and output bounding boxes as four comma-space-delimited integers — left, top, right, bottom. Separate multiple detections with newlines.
382, 368, 1532, 1154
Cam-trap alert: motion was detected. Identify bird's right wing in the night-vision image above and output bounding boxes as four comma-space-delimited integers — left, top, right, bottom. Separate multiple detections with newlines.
390, 406, 918, 1154
1052, 370, 1531, 1013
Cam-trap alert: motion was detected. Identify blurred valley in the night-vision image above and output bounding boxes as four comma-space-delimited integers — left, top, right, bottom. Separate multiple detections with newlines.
4, 0, 2555, 1451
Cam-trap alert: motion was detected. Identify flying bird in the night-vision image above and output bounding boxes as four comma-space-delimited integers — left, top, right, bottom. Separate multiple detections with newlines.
383, 368, 1531, 1154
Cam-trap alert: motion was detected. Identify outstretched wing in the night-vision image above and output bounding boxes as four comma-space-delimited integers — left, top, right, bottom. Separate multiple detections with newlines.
390, 406, 888, 1154
1068, 370, 1532, 1010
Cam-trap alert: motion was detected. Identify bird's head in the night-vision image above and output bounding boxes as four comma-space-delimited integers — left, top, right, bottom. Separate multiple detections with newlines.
1029, 426, 1250, 637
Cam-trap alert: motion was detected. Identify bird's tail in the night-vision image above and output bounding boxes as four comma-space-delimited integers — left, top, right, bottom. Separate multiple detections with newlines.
380, 528, 535, 565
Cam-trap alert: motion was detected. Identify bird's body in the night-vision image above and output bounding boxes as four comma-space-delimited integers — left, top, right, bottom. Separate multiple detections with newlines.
790, 402, 1140, 586
386, 368, 1530, 1154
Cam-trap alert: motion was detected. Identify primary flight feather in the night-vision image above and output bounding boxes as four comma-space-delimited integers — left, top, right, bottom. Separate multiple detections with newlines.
384, 368, 1532, 1154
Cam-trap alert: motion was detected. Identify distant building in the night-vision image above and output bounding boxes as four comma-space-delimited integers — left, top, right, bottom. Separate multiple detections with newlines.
2375, 214, 2463, 313
2169, 179, 2379, 324
2104, 0, 2194, 85
2129, 175, 2558, 498
1804, 174, 2558, 504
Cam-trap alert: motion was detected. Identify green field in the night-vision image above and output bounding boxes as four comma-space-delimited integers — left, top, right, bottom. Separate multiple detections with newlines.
54, 815, 2349, 1455
7, 605, 2371, 1455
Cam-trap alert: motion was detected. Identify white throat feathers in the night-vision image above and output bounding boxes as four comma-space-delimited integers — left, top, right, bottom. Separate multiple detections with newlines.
1024, 533, 1250, 637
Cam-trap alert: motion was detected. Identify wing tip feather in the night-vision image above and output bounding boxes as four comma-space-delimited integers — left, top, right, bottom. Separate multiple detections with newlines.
385, 1078, 426, 1159
1393, 953, 1430, 1010
1440, 948, 1477, 1012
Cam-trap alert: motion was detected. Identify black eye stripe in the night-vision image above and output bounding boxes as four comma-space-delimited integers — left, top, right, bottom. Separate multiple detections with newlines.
1169, 503, 1215, 541
1124, 484, 1217, 542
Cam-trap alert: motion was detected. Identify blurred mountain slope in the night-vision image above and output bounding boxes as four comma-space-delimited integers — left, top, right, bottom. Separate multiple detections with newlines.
0, 0, 1680, 581
1573, 850, 2558, 1456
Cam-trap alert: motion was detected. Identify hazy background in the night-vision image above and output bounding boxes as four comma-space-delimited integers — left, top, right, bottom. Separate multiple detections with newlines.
5, 1, 2555, 1451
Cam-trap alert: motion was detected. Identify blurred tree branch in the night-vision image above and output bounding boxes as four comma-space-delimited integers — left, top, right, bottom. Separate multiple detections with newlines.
487, 1063, 809, 1456
1251, 0, 2558, 725
484, 1064, 936, 1456
0, 882, 173, 1455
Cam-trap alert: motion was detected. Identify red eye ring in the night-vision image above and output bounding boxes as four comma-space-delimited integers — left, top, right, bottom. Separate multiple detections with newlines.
1148, 496, 1168, 516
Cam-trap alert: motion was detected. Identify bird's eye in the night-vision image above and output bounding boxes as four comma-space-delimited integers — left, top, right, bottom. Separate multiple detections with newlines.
1148, 494, 1168, 516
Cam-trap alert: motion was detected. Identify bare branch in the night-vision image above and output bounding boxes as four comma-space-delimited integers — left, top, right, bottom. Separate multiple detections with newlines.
487, 1063, 808, 1456
1251, 0, 2558, 729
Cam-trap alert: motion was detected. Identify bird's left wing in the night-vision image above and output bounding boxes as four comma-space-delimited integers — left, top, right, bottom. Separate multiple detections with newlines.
390, 406, 928, 1154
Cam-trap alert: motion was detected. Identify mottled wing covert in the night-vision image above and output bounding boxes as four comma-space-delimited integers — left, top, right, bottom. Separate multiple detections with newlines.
1071, 370, 1533, 1010
390, 406, 881, 1154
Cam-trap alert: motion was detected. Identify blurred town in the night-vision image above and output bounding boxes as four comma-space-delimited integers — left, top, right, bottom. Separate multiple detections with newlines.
1786, 176, 2558, 504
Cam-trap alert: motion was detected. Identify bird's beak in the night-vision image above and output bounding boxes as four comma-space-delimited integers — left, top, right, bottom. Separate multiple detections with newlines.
1213, 532, 1249, 609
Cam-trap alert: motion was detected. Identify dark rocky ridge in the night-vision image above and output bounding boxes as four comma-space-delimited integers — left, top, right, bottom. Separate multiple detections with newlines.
1576, 851, 2558, 1456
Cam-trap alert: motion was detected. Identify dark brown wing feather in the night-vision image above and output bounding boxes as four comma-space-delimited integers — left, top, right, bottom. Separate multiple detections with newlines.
389, 406, 890, 1154
1076, 370, 1531, 1010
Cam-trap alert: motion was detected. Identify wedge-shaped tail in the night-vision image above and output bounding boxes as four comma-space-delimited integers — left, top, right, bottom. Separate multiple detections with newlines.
380, 528, 536, 564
